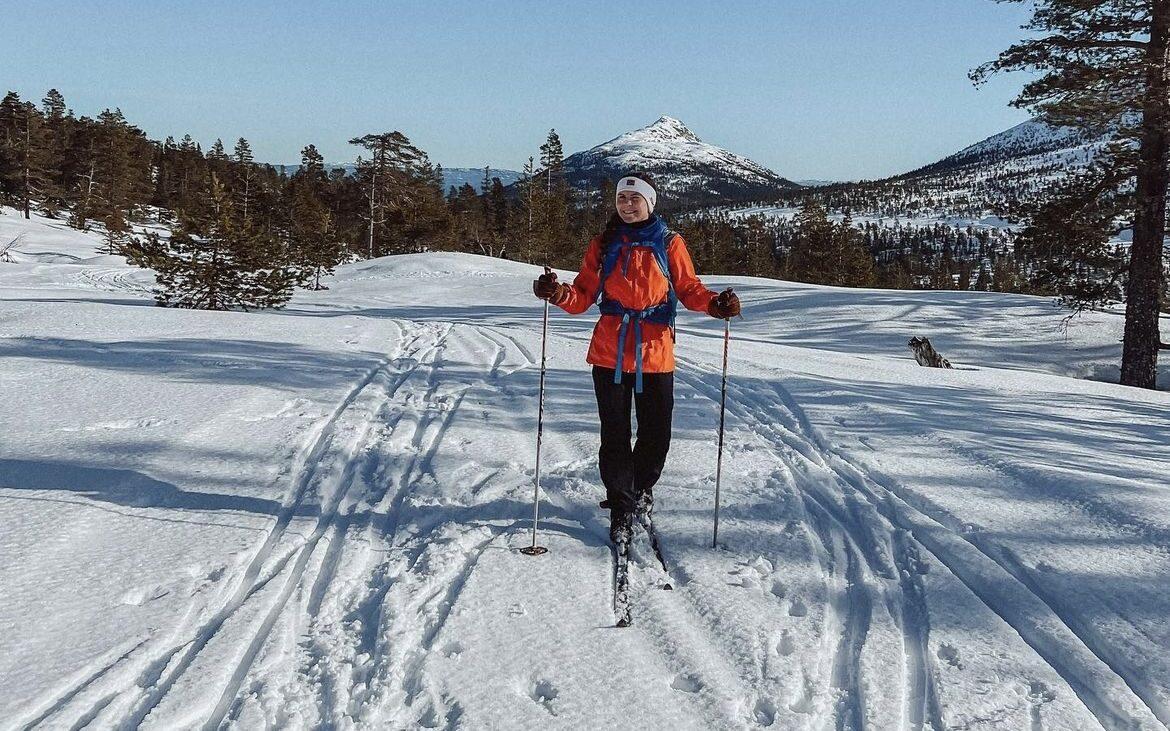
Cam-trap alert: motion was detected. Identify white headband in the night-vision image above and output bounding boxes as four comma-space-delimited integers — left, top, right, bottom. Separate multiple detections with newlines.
616, 176, 656, 213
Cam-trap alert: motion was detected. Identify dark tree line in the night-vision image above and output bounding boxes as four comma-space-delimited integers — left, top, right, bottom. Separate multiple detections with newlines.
0, 89, 1119, 312
0, 102, 608, 304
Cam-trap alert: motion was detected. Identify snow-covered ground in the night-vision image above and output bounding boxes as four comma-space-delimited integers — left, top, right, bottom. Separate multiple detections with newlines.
2, 209, 1169, 730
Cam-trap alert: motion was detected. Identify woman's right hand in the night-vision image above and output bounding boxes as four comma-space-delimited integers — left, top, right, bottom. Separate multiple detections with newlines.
533, 268, 568, 303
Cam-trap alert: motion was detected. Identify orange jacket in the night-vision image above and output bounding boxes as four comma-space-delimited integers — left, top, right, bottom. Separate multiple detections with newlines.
555, 230, 717, 373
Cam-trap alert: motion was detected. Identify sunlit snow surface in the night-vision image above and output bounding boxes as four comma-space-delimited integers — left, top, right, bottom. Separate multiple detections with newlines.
2, 209, 1168, 730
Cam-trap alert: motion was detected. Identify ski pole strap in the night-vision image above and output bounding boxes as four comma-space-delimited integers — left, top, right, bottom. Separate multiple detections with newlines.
614, 313, 631, 387
634, 317, 644, 393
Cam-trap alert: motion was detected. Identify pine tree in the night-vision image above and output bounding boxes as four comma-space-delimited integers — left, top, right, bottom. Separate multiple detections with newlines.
101, 211, 130, 255
449, 182, 483, 254
837, 213, 875, 287
488, 177, 509, 258
0, 92, 23, 207
287, 154, 344, 290
124, 172, 296, 309
38, 90, 70, 216
973, 0, 1168, 387
787, 198, 836, 284
974, 262, 992, 291
208, 138, 227, 161
348, 131, 427, 257
233, 137, 255, 226
533, 129, 574, 267
399, 160, 450, 254
512, 156, 537, 261
70, 109, 152, 230
41, 89, 65, 121
296, 144, 327, 187
1014, 166, 1128, 311
0, 93, 54, 219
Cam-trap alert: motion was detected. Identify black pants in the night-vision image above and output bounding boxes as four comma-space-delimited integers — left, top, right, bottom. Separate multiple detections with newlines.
592, 366, 674, 517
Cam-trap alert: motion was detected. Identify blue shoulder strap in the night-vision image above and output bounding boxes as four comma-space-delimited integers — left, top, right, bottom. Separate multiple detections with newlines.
596, 224, 676, 302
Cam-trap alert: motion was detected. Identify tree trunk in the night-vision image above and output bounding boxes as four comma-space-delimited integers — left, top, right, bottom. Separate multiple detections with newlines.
367, 167, 376, 259
22, 119, 31, 219
1122, 0, 1169, 389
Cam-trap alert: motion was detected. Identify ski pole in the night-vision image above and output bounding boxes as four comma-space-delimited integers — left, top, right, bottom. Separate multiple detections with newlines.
712, 315, 731, 549
522, 270, 552, 556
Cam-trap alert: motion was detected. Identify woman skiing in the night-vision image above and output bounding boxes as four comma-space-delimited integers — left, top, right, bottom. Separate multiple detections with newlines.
532, 172, 740, 545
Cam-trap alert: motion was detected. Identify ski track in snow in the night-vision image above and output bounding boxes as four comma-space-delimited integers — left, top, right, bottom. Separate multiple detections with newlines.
545, 476, 777, 730
13, 320, 510, 730
6, 235, 1168, 730
676, 353, 1164, 731
69, 268, 152, 296
28, 330, 1158, 730
211, 322, 532, 729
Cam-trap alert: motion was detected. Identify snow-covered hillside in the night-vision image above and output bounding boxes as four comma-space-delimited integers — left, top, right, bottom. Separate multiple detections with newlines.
562, 117, 798, 207
863, 117, 1109, 221
917, 119, 1102, 175
2, 209, 1169, 730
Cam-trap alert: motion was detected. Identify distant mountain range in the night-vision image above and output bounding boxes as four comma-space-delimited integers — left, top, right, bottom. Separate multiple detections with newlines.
559, 116, 799, 208
440, 167, 522, 192
274, 116, 1107, 217
903, 118, 1104, 181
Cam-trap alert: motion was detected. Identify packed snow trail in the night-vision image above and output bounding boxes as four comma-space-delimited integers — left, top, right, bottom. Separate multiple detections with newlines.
3, 212, 1170, 730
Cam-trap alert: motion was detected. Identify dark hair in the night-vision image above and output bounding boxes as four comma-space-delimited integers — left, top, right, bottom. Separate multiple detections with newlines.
599, 171, 658, 243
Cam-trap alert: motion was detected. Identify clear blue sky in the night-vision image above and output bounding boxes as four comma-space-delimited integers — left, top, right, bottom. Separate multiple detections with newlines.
3, 1, 1037, 181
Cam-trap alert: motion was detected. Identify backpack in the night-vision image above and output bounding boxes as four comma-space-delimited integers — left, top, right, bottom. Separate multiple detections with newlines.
593, 215, 678, 392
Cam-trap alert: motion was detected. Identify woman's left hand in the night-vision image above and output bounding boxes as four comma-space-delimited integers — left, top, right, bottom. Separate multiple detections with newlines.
707, 288, 740, 319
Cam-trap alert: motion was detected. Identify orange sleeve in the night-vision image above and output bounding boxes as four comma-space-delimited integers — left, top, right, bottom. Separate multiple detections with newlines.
667, 234, 717, 313
555, 235, 603, 315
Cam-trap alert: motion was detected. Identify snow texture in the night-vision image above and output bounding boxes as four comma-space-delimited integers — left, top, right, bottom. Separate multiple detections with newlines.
2, 208, 1169, 730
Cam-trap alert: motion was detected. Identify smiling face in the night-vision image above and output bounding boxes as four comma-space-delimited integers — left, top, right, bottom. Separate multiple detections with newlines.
616, 190, 650, 223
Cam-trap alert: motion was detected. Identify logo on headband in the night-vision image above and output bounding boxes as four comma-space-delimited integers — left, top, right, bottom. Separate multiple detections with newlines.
625, 179, 636, 185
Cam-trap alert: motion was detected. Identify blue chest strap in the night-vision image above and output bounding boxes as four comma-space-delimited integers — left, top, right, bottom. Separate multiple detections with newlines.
595, 217, 677, 393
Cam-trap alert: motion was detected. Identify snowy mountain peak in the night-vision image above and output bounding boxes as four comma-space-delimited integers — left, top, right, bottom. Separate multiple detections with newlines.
563, 117, 797, 206
633, 116, 702, 143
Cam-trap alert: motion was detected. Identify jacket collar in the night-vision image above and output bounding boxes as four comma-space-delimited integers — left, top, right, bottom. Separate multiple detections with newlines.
615, 214, 666, 243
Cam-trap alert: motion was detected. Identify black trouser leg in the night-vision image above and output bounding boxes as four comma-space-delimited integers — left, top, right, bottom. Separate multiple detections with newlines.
632, 370, 674, 500
593, 367, 634, 514
592, 366, 674, 517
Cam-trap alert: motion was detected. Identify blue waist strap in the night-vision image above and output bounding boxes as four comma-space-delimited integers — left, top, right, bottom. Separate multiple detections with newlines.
601, 299, 672, 393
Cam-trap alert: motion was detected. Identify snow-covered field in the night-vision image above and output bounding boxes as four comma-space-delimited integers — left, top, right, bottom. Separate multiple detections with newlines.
2, 209, 1169, 730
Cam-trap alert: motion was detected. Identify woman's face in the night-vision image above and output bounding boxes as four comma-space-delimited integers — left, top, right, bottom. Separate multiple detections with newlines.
617, 191, 650, 223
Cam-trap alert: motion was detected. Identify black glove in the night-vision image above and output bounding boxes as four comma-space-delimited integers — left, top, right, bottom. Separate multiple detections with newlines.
533, 269, 568, 303
707, 288, 741, 319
